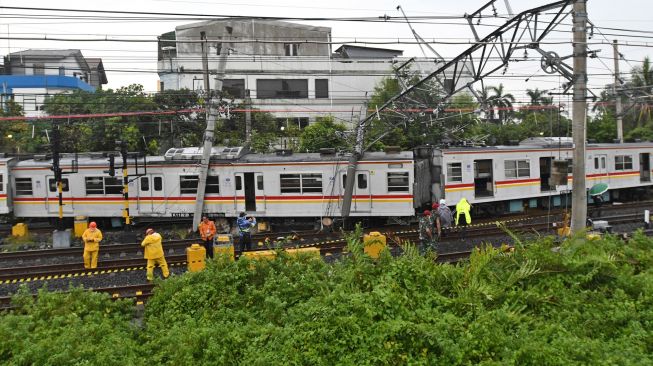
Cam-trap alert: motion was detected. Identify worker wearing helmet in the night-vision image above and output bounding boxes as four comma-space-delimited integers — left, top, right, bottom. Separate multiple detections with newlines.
198, 216, 217, 259
141, 228, 169, 281
82, 222, 103, 269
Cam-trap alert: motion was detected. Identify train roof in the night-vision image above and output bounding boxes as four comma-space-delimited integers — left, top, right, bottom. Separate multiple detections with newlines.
11, 148, 413, 168
440, 140, 653, 153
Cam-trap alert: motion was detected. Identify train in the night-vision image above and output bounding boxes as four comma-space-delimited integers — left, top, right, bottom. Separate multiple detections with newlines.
0, 137, 651, 229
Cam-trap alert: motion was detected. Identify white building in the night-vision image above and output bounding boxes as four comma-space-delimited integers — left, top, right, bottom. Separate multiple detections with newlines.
1, 49, 107, 117
157, 19, 454, 128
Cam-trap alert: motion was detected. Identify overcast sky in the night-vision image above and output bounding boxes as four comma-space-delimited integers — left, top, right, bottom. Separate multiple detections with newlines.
0, 0, 650, 107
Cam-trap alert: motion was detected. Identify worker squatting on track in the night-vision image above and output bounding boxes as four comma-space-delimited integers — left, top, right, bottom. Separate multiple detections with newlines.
141, 228, 169, 281
199, 216, 217, 259
81, 221, 102, 269
419, 210, 438, 253
237, 212, 256, 252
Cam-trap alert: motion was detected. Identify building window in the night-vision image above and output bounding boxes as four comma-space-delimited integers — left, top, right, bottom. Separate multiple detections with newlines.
48, 178, 70, 192
33, 63, 44, 75
154, 176, 163, 191
315, 79, 329, 98
15, 177, 32, 196
280, 173, 323, 194
505, 160, 530, 178
447, 163, 462, 183
206, 175, 220, 194
140, 177, 149, 191
180, 175, 199, 194
387, 172, 409, 192
257, 79, 308, 99
615, 155, 633, 171
284, 43, 300, 56
223, 79, 245, 98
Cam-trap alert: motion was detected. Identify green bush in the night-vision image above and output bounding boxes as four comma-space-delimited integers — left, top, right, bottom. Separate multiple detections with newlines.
2, 230, 653, 365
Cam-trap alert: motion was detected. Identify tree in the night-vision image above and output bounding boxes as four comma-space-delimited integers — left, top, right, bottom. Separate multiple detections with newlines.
484, 84, 515, 124
298, 117, 348, 152
526, 88, 552, 106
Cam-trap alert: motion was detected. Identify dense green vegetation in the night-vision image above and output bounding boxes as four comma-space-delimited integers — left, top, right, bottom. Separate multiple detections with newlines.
2, 231, 653, 365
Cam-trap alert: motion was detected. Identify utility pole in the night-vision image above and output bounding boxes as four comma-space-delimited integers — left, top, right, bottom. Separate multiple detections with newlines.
192, 29, 230, 231
50, 122, 64, 230
613, 40, 623, 143
571, 0, 588, 234
341, 121, 364, 219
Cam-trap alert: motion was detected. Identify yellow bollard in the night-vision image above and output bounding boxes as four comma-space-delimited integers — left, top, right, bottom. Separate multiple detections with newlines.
73, 216, 88, 238
363, 232, 387, 259
186, 244, 206, 272
286, 247, 320, 259
11, 223, 28, 238
214, 234, 235, 261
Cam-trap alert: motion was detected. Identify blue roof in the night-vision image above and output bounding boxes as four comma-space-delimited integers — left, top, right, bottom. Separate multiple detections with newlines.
0, 75, 95, 93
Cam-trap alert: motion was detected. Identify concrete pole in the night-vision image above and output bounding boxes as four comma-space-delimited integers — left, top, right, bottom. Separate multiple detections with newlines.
341, 120, 364, 218
571, 0, 588, 234
613, 40, 623, 143
192, 31, 229, 231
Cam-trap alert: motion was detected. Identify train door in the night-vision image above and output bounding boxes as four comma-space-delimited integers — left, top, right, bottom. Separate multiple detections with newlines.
234, 173, 257, 212
255, 173, 266, 212
640, 153, 651, 182
138, 175, 165, 214
342, 171, 371, 212
540, 157, 553, 191
594, 154, 608, 181
45, 175, 74, 214
473, 159, 494, 198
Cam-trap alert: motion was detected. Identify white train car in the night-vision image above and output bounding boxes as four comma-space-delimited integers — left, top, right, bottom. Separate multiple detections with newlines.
433, 138, 653, 213
8, 148, 425, 221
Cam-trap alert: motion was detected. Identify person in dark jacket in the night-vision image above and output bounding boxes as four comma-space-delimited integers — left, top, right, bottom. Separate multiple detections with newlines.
236, 212, 256, 252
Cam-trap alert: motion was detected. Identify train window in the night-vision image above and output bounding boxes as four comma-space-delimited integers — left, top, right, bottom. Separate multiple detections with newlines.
206, 175, 220, 194
615, 155, 633, 170
567, 159, 573, 173
357, 173, 367, 189
0, 174, 3, 192
140, 177, 149, 191
387, 172, 409, 192
302, 174, 323, 193
256, 175, 264, 190
235, 176, 242, 191
15, 177, 33, 196
342, 174, 347, 188
104, 177, 123, 194
594, 158, 599, 170
280, 174, 301, 193
85, 177, 104, 195
447, 163, 462, 182
505, 160, 530, 178
48, 178, 69, 192
154, 177, 163, 191
180, 175, 199, 194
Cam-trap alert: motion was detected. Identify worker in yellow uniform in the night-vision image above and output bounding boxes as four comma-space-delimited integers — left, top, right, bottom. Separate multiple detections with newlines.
141, 228, 170, 281
81, 221, 102, 269
455, 197, 472, 226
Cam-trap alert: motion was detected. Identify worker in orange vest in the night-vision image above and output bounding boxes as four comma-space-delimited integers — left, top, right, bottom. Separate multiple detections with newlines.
198, 216, 217, 259
81, 221, 102, 269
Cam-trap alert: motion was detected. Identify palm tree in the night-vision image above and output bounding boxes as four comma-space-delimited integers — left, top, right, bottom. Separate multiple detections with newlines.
485, 84, 515, 124
629, 57, 653, 126
526, 88, 552, 106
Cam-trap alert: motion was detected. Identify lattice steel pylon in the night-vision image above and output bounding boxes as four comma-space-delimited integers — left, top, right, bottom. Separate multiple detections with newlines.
341, 0, 575, 218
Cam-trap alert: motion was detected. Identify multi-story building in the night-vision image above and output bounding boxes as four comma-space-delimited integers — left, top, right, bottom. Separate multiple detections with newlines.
0, 49, 107, 117
157, 19, 452, 128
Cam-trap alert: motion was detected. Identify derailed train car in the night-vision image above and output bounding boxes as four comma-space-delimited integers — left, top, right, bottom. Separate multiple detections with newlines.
0, 138, 650, 225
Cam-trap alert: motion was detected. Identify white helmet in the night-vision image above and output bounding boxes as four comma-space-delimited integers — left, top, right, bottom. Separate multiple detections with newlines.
439, 199, 446, 205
